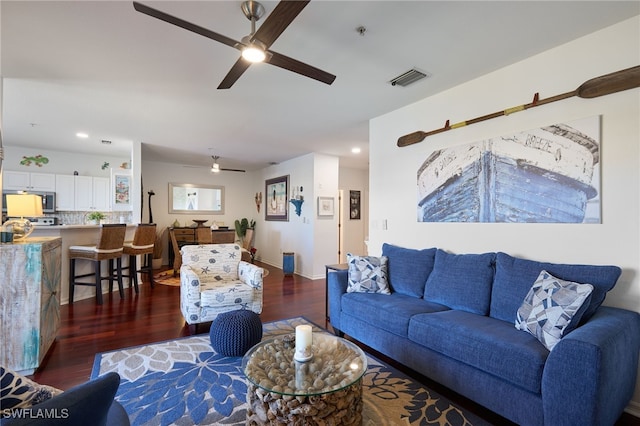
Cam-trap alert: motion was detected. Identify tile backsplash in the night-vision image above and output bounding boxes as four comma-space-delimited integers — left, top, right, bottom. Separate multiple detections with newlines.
56, 211, 133, 225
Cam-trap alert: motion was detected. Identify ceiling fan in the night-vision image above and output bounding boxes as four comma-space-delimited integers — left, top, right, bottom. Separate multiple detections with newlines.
210, 156, 246, 173
132, 0, 336, 89
184, 155, 246, 173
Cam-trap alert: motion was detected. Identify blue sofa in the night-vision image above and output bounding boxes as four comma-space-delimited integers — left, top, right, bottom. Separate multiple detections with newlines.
328, 244, 640, 426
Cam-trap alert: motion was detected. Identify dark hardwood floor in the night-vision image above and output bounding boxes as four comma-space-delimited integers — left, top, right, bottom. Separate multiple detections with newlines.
31, 262, 638, 426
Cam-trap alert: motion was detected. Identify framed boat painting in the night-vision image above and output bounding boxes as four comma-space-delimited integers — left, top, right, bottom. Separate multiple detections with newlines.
417, 116, 601, 223
265, 175, 289, 221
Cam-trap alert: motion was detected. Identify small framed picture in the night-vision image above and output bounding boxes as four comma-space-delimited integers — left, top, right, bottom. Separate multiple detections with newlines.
349, 190, 361, 220
265, 175, 289, 221
317, 196, 334, 217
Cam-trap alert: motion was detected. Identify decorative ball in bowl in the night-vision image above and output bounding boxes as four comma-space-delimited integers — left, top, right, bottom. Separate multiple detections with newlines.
193, 219, 208, 227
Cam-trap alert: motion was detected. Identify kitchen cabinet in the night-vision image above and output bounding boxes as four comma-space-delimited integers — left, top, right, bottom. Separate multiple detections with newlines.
0, 237, 62, 374
55, 174, 75, 211
3, 171, 56, 192
74, 176, 109, 211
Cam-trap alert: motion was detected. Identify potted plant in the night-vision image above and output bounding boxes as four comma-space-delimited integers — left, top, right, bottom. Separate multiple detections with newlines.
234, 218, 255, 246
86, 211, 106, 225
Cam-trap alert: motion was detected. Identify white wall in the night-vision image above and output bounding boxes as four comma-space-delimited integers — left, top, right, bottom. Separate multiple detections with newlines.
141, 159, 256, 264
3, 146, 129, 177
339, 166, 369, 260
369, 16, 640, 414
256, 153, 339, 279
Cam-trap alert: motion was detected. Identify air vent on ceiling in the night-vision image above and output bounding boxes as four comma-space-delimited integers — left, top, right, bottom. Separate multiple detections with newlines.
389, 68, 430, 87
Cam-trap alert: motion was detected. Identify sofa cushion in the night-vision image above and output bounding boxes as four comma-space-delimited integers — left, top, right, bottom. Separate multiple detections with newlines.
342, 292, 449, 337
408, 310, 549, 393
515, 270, 593, 351
490, 252, 621, 324
382, 243, 436, 298
346, 254, 390, 294
423, 250, 496, 315
0, 366, 62, 409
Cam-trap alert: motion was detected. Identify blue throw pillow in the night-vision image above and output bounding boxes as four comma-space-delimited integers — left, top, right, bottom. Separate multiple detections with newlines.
346, 254, 390, 294
424, 250, 496, 315
382, 243, 436, 298
490, 252, 621, 324
515, 270, 594, 351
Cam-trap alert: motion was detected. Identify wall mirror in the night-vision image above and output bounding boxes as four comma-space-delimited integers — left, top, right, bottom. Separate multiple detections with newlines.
169, 183, 225, 214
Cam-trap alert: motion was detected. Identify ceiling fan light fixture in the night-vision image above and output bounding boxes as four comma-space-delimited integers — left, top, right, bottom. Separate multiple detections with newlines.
241, 44, 266, 63
211, 162, 221, 173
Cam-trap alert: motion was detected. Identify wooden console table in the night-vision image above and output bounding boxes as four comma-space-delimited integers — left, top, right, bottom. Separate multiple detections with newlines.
168, 227, 236, 266
0, 237, 62, 374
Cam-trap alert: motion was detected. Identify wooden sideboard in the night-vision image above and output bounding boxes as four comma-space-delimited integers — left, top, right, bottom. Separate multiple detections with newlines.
0, 237, 62, 374
168, 227, 236, 266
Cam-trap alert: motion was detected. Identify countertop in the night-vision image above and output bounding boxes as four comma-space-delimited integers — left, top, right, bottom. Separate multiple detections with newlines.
32, 223, 136, 230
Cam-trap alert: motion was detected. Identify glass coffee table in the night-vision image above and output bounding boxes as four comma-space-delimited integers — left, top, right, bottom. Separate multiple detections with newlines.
242, 332, 367, 425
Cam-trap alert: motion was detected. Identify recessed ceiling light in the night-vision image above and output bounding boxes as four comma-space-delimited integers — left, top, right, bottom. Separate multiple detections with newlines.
351, 147, 361, 154
76, 132, 89, 139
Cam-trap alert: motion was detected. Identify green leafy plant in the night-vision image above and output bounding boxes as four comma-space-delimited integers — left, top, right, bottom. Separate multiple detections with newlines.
87, 211, 106, 221
234, 218, 255, 239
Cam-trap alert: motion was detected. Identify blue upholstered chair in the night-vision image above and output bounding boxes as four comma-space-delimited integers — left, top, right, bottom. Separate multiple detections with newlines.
1, 366, 129, 426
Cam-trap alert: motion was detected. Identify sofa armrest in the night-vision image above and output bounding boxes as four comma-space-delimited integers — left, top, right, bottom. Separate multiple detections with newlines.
238, 261, 263, 289
328, 270, 349, 332
542, 306, 640, 426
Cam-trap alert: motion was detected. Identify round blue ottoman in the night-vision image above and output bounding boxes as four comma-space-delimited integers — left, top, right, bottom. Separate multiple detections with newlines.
209, 310, 263, 356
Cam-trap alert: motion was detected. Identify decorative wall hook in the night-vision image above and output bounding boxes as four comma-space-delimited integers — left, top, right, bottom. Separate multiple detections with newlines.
255, 192, 262, 212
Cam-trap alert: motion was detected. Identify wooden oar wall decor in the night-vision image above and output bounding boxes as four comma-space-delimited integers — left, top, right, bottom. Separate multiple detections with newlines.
397, 65, 640, 148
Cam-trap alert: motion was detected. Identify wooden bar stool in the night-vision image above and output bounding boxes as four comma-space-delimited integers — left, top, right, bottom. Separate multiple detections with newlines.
120, 223, 156, 292
69, 224, 127, 305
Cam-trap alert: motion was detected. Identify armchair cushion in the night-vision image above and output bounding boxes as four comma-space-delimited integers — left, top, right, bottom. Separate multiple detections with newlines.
181, 243, 241, 281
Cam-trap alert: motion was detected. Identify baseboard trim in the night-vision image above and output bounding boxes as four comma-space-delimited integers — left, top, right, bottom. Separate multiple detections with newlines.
625, 400, 640, 418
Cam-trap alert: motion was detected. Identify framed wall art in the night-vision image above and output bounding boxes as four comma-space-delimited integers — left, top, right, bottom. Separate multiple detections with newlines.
112, 172, 132, 211
417, 116, 601, 223
265, 175, 289, 221
317, 196, 334, 217
349, 190, 361, 220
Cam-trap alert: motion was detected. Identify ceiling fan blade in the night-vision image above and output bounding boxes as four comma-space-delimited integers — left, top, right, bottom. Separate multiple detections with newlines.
251, 0, 309, 48
218, 58, 252, 89
221, 168, 246, 173
267, 51, 336, 85
133, 2, 240, 49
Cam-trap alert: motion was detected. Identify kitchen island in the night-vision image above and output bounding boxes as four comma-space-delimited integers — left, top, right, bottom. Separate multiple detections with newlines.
31, 224, 137, 305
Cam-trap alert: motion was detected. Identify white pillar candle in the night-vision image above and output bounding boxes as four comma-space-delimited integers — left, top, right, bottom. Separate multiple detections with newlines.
295, 325, 313, 361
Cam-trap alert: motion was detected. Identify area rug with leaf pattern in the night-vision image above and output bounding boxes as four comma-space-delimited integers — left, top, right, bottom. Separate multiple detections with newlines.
92, 317, 490, 426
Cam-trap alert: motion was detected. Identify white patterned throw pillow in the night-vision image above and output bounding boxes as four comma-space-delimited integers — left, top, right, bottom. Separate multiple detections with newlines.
0, 366, 63, 409
346, 254, 390, 294
515, 270, 593, 351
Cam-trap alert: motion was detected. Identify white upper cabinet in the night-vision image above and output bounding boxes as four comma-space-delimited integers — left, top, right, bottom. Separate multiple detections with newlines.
4, 171, 56, 192
55, 175, 75, 211
74, 176, 109, 211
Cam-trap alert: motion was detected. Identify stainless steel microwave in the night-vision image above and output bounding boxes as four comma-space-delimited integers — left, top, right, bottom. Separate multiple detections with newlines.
2, 190, 57, 214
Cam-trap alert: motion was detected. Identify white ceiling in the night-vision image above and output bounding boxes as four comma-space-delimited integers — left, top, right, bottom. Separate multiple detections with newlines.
2, 1, 638, 171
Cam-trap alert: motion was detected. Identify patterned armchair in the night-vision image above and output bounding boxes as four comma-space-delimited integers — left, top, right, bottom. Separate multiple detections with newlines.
180, 244, 264, 325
